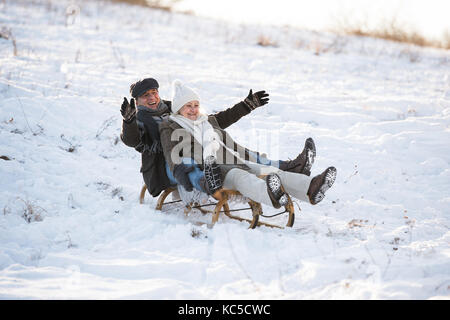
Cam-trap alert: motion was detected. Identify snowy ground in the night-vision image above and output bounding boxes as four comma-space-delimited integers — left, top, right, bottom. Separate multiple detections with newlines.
0, 0, 449, 299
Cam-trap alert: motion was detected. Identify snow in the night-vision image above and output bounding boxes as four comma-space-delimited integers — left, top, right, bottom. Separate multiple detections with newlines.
0, 0, 449, 300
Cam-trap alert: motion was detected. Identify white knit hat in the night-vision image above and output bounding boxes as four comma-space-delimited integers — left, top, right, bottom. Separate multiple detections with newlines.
171, 79, 200, 114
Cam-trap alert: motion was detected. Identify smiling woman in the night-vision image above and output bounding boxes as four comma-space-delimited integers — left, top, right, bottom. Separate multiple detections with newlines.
159, 80, 337, 209
179, 101, 200, 120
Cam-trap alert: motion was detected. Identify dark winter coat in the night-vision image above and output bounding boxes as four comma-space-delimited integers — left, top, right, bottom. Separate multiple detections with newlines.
159, 115, 260, 180
120, 99, 253, 197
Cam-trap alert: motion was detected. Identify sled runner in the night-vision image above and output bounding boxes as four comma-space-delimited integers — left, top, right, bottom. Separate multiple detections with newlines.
139, 180, 297, 229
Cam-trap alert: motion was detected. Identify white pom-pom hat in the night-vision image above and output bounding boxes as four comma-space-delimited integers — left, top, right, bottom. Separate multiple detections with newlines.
171, 79, 200, 114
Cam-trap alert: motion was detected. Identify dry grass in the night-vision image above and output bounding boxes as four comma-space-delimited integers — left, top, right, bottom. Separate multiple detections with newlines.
0, 26, 18, 56
308, 36, 348, 55
3, 198, 46, 223
443, 30, 450, 50
336, 17, 450, 50
108, 0, 180, 12
257, 35, 278, 48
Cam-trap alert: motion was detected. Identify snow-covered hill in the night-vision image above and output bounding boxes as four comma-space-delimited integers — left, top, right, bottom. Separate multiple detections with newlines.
0, 0, 449, 299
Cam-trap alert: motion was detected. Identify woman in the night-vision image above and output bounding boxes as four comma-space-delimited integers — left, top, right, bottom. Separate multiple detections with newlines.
159, 80, 337, 208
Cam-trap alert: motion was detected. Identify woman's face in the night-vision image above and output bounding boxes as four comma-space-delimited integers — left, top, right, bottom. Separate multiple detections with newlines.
179, 100, 200, 120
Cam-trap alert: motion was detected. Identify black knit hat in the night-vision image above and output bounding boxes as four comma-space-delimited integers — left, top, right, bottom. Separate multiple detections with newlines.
130, 78, 159, 98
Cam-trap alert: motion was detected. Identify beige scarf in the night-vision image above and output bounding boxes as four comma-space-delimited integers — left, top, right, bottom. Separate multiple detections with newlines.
169, 113, 222, 160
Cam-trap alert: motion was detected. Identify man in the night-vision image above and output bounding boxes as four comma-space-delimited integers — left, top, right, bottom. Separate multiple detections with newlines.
120, 77, 315, 197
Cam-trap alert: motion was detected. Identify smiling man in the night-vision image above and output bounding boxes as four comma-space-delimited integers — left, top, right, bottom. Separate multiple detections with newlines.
132, 78, 162, 110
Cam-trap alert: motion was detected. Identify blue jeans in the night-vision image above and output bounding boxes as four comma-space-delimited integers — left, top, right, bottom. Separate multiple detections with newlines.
248, 151, 280, 168
165, 158, 205, 191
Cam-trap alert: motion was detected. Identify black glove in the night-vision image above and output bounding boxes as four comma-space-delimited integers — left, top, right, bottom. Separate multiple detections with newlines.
172, 163, 195, 192
243, 89, 269, 110
120, 97, 136, 122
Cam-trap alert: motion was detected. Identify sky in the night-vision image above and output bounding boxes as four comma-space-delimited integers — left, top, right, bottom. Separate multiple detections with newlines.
176, 0, 450, 41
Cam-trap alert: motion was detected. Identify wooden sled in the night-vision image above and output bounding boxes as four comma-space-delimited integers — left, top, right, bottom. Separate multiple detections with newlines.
139, 184, 297, 229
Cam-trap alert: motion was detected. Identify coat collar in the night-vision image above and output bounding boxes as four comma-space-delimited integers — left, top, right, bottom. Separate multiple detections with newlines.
166, 115, 222, 131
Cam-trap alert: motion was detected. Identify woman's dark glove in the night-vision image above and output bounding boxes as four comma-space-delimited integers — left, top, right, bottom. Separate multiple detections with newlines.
172, 163, 195, 192
120, 97, 136, 122
243, 89, 269, 110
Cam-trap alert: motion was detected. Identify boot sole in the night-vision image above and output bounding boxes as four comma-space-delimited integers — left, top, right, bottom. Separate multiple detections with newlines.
267, 174, 289, 207
312, 167, 336, 204
303, 138, 316, 176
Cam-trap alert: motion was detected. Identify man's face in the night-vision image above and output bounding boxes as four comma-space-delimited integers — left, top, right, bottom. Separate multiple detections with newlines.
136, 89, 160, 109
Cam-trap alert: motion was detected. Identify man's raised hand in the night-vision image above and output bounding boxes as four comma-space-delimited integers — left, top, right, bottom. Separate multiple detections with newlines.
120, 97, 136, 122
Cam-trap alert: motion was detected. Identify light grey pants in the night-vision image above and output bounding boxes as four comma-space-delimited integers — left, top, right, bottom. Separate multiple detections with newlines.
223, 162, 313, 207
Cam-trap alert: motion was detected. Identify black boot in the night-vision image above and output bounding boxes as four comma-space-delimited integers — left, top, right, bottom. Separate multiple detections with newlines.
279, 138, 316, 176
307, 167, 337, 205
266, 173, 289, 209
203, 156, 223, 195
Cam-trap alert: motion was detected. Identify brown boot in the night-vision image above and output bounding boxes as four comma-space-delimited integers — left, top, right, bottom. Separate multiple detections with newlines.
266, 173, 289, 209
279, 138, 316, 176
307, 167, 337, 205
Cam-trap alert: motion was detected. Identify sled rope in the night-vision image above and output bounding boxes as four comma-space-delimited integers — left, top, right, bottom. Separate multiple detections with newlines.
163, 200, 288, 218
260, 209, 288, 218
160, 198, 289, 217
163, 199, 182, 205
